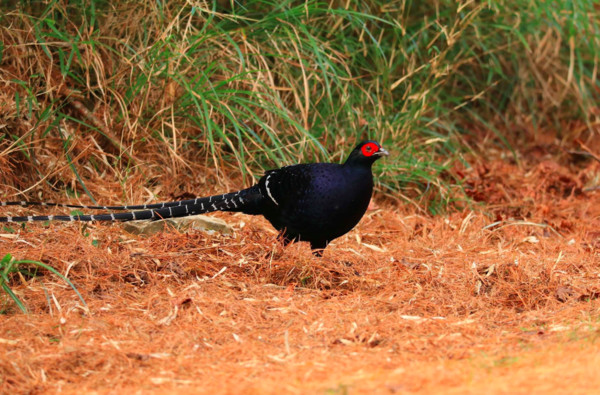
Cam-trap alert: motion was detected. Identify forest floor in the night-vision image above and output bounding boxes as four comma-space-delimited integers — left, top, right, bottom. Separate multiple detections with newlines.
1, 140, 599, 394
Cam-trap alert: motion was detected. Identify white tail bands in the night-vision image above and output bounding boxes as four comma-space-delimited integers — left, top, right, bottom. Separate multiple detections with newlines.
0, 190, 257, 223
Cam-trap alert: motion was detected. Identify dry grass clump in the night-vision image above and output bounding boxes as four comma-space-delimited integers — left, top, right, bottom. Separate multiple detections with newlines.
2, 1, 599, 211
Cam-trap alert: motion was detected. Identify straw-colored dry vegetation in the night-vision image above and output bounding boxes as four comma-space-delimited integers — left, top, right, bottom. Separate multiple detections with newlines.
1, 0, 600, 393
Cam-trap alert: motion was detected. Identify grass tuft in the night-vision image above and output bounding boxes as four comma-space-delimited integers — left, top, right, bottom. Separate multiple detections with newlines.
0, 253, 86, 314
0, 0, 598, 210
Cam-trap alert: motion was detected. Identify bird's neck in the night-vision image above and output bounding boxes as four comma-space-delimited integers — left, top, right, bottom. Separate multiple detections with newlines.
343, 161, 374, 172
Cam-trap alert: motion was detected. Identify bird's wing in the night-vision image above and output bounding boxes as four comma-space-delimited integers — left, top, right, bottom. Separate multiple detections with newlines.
258, 164, 314, 208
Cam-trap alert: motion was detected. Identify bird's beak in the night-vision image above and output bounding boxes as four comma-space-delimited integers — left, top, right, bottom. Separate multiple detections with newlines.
375, 147, 389, 157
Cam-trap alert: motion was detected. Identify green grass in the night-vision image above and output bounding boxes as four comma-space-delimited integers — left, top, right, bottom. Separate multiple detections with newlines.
0, 253, 86, 314
0, 0, 598, 211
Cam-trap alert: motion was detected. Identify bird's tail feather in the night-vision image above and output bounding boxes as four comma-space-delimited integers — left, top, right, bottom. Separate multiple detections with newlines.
0, 187, 262, 223
0, 199, 202, 211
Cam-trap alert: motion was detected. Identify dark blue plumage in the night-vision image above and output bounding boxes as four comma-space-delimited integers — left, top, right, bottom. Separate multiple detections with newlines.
0, 141, 388, 255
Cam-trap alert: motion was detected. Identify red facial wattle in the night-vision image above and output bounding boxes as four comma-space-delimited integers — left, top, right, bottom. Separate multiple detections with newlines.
360, 142, 380, 157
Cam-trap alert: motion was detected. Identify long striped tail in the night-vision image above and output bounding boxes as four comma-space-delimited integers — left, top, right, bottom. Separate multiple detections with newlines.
0, 187, 263, 223
0, 198, 203, 211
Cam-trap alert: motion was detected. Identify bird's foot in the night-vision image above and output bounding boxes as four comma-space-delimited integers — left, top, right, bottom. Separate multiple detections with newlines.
311, 248, 325, 257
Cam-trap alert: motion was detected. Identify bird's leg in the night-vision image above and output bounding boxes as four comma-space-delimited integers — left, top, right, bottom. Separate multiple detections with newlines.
277, 230, 295, 247
310, 240, 328, 257
311, 249, 324, 257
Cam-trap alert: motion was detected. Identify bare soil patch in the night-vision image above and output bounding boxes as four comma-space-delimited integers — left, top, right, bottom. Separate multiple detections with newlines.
1, 148, 599, 394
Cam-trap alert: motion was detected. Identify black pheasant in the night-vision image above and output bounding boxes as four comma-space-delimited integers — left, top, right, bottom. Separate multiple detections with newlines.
0, 141, 388, 255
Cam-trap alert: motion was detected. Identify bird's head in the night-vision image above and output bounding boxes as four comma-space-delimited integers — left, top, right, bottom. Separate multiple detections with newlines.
344, 140, 389, 167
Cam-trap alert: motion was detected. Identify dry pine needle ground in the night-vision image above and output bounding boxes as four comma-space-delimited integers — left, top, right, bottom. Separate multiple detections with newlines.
0, 150, 599, 394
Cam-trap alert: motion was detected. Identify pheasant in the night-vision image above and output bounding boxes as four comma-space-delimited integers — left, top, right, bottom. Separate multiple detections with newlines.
0, 141, 389, 256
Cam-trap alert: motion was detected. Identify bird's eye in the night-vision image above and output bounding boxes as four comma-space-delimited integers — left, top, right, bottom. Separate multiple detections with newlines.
360, 142, 378, 157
